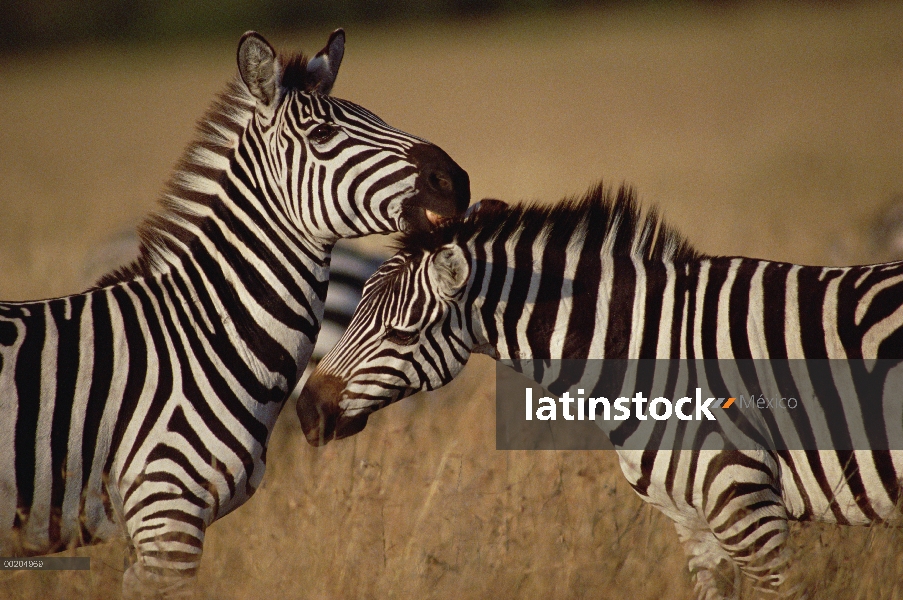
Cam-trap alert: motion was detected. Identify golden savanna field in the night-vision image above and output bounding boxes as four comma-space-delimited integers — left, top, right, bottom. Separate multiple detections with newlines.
1, 3, 903, 598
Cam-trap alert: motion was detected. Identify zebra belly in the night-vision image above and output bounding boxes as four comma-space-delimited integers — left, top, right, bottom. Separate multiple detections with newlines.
616, 449, 709, 527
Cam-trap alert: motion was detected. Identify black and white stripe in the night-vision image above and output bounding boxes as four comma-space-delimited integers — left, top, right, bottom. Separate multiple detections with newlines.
299, 185, 903, 599
82, 230, 384, 364
0, 29, 468, 597
310, 244, 386, 363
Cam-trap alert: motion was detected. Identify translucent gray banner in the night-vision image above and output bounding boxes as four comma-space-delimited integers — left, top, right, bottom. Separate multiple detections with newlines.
495, 359, 903, 451
0, 557, 90, 570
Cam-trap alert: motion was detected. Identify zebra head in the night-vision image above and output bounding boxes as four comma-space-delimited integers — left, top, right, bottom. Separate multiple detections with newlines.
297, 237, 474, 445
232, 30, 470, 241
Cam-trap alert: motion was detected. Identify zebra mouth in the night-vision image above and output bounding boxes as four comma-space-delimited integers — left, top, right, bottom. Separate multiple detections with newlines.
407, 141, 471, 231
400, 199, 457, 233
297, 372, 374, 446
424, 209, 450, 227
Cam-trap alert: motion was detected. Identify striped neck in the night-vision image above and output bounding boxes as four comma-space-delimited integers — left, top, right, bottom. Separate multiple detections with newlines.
94, 80, 252, 285
88, 84, 327, 397
95, 79, 332, 288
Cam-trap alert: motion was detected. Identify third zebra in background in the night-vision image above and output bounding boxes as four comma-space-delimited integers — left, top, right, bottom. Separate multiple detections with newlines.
298, 184, 903, 600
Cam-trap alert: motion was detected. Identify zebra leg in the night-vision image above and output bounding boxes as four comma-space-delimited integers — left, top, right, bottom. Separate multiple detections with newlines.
118, 484, 209, 599
672, 519, 741, 600
700, 452, 794, 598
711, 514, 792, 597
122, 554, 200, 600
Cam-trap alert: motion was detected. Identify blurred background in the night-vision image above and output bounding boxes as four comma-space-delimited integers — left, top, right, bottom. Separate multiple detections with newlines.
0, 0, 607, 52
1, 1, 903, 598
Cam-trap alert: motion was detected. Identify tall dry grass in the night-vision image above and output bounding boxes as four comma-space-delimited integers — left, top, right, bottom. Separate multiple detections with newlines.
1, 3, 903, 598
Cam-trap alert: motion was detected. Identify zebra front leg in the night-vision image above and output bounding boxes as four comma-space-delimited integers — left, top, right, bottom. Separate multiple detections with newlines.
121, 513, 206, 599
673, 519, 742, 600
711, 513, 794, 599
117, 473, 211, 600
702, 479, 795, 597
123, 560, 200, 600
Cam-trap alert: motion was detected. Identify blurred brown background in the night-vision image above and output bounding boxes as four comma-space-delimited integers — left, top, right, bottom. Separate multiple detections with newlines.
1, 2, 902, 598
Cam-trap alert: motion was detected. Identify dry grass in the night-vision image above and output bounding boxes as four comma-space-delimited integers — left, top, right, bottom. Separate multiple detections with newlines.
1, 3, 903, 598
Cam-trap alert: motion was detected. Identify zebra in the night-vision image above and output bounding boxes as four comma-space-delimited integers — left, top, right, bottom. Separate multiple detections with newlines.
80, 228, 386, 364
297, 185, 903, 599
309, 243, 387, 362
0, 29, 469, 597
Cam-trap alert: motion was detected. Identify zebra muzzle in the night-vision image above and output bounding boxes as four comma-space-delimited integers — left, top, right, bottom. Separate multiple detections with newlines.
296, 373, 369, 446
404, 142, 470, 232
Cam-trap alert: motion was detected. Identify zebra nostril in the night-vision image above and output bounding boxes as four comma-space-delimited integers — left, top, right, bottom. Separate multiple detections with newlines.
428, 171, 453, 194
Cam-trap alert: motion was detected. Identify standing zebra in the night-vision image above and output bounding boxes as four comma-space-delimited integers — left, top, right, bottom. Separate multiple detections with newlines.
298, 185, 903, 599
0, 30, 469, 597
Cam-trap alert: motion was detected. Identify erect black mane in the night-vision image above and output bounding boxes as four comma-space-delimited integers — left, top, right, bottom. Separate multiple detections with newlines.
398, 183, 701, 264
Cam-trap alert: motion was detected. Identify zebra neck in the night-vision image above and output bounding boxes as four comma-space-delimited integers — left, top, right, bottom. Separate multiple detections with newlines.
116, 221, 330, 402
96, 78, 325, 288
194, 223, 328, 382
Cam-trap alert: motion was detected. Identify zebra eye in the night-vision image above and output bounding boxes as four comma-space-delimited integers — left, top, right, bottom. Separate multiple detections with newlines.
385, 327, 419, 345
309, 122, 339, 143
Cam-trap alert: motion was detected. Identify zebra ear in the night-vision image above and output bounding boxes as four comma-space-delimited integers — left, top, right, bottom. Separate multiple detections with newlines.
430, 245, 469, 297
237, 32, 281, 108
306, 29, 345, 95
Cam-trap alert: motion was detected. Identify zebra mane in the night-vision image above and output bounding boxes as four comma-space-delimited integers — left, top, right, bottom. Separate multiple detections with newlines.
94, 51, 319, 289
398, 183, 701, 264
